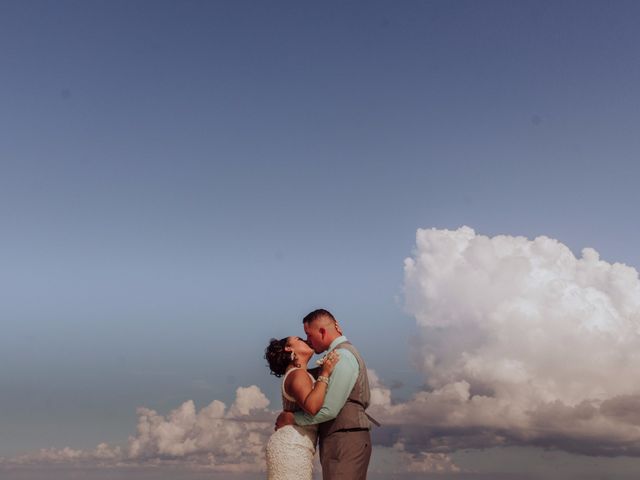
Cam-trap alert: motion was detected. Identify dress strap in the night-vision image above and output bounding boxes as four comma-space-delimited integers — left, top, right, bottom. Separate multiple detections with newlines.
282, 368, 315, 402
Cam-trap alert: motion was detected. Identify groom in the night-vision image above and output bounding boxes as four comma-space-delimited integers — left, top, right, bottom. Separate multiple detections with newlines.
276, 308, 374, 479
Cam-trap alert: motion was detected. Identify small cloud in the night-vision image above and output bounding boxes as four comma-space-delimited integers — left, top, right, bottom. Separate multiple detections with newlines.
227, 385, 270, 418
370, 442, 461, 474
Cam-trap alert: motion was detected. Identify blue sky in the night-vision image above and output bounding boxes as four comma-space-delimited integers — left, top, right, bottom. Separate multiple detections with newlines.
2, 0, 640, 477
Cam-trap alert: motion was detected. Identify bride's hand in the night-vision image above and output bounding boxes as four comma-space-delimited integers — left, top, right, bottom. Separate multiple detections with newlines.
320, 350, 340, 377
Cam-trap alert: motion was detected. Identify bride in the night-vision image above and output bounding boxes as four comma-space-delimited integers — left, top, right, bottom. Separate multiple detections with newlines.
264, 336, 340, 480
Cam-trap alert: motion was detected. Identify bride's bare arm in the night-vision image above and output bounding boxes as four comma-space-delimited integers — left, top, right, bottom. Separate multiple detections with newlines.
284, 352, 340, 415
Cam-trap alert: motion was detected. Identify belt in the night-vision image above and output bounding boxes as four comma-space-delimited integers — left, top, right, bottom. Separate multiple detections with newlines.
335, 427, 370, 433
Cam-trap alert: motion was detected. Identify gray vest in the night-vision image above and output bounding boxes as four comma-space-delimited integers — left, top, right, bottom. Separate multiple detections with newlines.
318, 341, 371, 438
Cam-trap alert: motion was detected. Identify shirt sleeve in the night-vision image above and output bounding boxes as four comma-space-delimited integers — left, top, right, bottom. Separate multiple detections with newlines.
294, 348, 359, 426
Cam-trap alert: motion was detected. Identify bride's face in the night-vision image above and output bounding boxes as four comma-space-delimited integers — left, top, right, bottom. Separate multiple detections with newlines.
287, 336, 314, 357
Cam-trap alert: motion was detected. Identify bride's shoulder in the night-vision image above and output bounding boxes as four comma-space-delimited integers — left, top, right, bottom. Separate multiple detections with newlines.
285, 367, 306, 378
285, 368, 313, 385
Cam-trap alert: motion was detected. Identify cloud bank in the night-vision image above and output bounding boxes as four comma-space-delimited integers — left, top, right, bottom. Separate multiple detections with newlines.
369, 226, 640, 456
3, 383, 456, 474
2, 386, 272, 473
8, 226, 640, 472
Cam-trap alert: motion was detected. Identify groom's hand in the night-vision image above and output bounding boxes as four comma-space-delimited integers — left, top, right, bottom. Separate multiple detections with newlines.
275, 411, 295, 431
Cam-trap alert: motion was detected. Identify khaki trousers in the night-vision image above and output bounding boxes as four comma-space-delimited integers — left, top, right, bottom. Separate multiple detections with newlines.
319, 430, 371, 480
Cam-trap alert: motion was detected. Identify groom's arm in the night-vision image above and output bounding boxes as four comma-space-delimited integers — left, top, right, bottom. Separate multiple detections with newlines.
293, 349, 358, 426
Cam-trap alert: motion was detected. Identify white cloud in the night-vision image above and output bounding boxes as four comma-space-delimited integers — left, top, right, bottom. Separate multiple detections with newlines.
368, 368, 392, 409
370, 442, 461, 475
126, 385, 272, 471
4, 443, 122, 466
227, 385, 270, 417
2, 386, 273, 473
371, 226, 640, 456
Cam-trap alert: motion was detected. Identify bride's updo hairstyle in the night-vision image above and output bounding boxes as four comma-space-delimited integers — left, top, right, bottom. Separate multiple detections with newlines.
265, 337, 290, 377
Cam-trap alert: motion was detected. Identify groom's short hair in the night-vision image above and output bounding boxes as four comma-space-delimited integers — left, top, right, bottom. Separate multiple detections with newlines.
303, 308, 336, 325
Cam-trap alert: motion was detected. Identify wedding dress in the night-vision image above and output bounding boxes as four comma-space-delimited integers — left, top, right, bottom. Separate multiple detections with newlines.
266, 367, 318, 480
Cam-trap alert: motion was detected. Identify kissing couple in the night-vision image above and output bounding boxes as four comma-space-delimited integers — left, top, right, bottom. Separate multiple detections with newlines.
264, 308, 377, 480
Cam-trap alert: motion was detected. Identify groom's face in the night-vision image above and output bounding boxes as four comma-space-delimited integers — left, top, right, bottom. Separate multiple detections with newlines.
303, 321, 326, 354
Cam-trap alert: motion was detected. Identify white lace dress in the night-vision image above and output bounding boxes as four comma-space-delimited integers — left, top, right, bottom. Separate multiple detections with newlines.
266, 368, 318, 480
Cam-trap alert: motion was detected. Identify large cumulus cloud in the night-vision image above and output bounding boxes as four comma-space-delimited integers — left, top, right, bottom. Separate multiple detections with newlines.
370, 226, 640, 456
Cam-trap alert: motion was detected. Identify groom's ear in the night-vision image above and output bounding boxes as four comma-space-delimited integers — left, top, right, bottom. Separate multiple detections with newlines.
318, 327, 326, 338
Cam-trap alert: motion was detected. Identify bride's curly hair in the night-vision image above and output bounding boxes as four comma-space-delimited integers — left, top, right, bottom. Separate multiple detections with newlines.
265, 337, 291, 377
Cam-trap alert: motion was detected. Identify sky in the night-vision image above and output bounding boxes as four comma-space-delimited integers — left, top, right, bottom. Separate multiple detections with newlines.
2, 0, 640, 478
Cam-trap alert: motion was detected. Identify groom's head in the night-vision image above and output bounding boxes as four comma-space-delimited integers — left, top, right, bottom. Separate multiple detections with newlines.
303, 308, 342, 354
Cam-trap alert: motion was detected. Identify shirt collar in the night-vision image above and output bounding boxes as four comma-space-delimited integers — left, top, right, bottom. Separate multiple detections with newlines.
328, 335, 348, 352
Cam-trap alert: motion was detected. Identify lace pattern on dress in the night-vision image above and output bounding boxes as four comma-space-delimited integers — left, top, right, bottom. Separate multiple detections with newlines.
266, 367, 318, 480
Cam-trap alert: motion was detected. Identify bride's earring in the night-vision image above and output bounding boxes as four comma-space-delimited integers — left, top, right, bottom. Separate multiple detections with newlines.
290, 351, 300, 368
